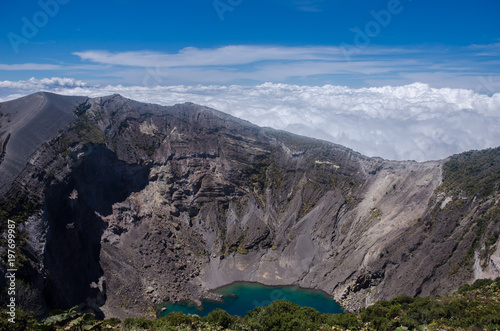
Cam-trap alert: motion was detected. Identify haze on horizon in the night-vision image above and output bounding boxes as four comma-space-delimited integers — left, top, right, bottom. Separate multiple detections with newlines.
1, 0, 499, 161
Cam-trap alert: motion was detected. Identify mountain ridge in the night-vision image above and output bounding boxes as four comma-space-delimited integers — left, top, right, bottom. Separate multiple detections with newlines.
0, 92, 499, 320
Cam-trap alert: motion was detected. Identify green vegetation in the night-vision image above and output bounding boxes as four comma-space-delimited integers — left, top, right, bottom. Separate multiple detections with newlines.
329, 172, 358, 207
118, 119, 130, 134
4, 278, 500, 330
439, 147, 500, 199
135, 141, 156, 157
74, 102, 91, 117
0, 308, 37, 331
0, 194, 39, 227
354, 278, 500, 331
35, 306, 104, 330
73, 115, 106, 144
433, 147, 500, 266
243, 155, 284, 208
241, 301, 327, 331
475, 203, 500, 264
266, 129, 325, 151
370, 208, 383, 220
298, 197, 315, 220
0, 194, 40, 269
55, 135, 71, 157
244, 155, 272, 194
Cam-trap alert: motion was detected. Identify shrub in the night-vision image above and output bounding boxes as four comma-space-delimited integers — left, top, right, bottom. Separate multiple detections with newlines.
390, 295, 415, 306
0, 308, 37, 331
123, 317, 153, 329
204, 308, 236, 328
102, 317, 121, 327
471, 278, 493, 290
243, 300, 328, 331
326, 312, 362, 330
405, 297, 446, 325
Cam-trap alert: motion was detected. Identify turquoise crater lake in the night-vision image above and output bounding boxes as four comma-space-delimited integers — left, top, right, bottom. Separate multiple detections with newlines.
159, 282, 343, 317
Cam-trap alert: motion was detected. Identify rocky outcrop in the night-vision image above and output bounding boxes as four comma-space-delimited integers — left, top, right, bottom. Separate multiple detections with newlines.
0, 92, 86, 194
0, 93, 499, 319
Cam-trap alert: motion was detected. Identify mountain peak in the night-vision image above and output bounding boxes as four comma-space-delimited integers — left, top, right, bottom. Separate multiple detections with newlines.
1, 93, 499, 320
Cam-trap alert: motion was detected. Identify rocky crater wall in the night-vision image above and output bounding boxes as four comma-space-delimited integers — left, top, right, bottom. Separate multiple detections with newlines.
1, 93, 499, 319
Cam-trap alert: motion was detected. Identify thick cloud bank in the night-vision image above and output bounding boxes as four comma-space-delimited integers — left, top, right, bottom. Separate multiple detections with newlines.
1, 78, 499, 161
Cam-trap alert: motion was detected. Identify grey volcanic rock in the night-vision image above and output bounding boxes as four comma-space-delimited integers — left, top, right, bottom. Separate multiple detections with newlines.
0, 93, 499, 319
0, 92, 86, 194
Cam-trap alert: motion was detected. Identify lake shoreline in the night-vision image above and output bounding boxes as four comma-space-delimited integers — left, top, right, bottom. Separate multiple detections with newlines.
158, 281, 344, 318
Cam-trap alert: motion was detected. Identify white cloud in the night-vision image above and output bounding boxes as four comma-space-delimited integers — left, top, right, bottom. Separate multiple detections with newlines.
73, 46, 344, 68
0, 77, 88, 90
1, 79, 500, 162
67, 44, 500, 90
0, 63, 64, 71
2, 44, 499, 90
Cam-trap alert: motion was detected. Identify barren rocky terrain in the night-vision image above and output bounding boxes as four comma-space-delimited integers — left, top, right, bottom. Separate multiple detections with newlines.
0, 92, 499, 319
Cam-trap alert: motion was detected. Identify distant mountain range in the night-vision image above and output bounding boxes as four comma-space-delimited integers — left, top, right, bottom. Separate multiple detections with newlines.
0, 92, 499, 319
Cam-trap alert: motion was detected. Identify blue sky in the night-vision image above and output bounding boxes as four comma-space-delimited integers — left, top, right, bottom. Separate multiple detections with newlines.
1, 0, 500, 162
0, 0, 499, 91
